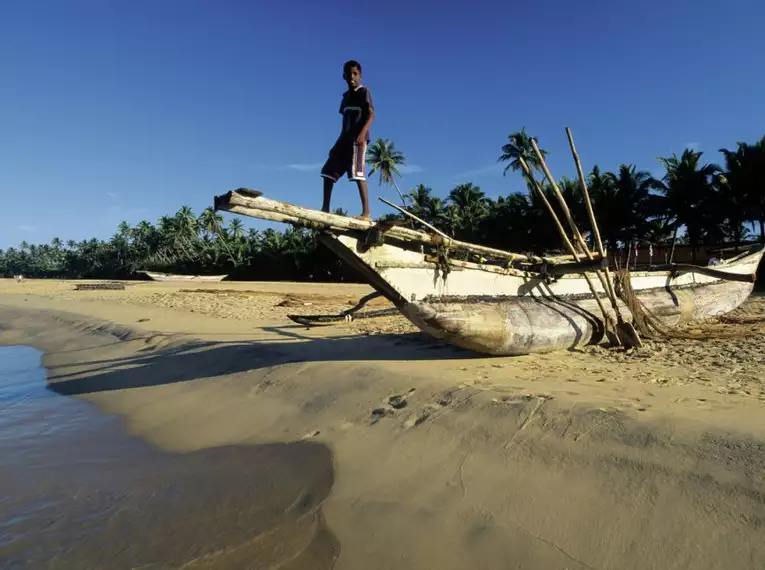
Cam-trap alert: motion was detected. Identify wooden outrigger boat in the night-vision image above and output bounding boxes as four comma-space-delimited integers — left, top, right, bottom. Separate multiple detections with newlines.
140, 271, 229, 283
213, 188, 764, 356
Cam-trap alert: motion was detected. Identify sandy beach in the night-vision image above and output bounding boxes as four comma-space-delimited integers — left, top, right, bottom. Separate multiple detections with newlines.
2, 278, 765, 569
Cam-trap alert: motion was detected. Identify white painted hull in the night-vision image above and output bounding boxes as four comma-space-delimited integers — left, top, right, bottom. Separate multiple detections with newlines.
323, 234, 764, 355
142, 271, 228, 283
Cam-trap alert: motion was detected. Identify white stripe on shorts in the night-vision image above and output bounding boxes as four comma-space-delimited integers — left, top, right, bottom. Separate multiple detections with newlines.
349, 142, 366, 181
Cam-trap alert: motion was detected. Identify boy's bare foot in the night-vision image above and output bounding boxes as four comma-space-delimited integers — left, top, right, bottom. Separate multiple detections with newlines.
354, 213, 371, 220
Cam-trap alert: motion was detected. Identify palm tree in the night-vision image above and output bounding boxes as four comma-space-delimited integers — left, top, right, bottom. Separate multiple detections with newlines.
719, 136, 765, 242
498, 128, 549, 191
366, 138, 407, 204
199, 207, 225, 239
174, 206, 198, 244
607, 164, 656, 244
448, 183, 488, 239
406, 184, 445, 226
655, 149, 721, 263
478, 193, 535, 251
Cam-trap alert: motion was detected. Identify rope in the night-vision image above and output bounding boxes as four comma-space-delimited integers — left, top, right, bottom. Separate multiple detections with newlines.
436, 243, 452, 280
613, 269, 765, 341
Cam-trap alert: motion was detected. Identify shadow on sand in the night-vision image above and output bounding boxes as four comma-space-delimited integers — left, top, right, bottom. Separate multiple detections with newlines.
47, 326, 477, 396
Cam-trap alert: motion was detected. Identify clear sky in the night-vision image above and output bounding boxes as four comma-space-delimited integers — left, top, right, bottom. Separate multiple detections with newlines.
1, 0, 763, 249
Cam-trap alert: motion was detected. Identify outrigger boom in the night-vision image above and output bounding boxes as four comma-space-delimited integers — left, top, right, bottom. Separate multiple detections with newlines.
214, 188, 602, 271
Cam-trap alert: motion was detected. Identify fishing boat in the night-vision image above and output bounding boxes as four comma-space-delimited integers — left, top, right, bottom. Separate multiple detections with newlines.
140, 271, 229, 283
213, 188, 764, 356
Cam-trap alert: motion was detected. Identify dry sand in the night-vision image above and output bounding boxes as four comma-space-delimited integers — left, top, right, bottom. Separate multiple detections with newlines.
2, 278, 765, 569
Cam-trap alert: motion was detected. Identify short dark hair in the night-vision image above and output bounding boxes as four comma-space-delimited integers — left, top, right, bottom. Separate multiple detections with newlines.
343, 60, 362, 74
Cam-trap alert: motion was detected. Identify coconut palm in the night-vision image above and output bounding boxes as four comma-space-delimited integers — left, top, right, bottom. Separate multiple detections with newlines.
407, 184, 445, 226
719, 136, 765, 241
366, 138, 407, 204
199, 207, 225, 238
498, 128, 549, 190
655, 149, 721, 263
448, 183, 488, 239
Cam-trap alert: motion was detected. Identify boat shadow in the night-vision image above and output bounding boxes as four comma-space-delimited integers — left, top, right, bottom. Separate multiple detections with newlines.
47, 328, 477, 397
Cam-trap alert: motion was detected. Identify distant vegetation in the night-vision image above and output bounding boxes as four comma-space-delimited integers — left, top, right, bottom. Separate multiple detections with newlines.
2, 132, 765, 281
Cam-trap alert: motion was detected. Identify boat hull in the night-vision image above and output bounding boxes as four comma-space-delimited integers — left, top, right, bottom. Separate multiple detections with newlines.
322, 234, 764, 355
141, 271, 228, 283
400, 279, 754, 355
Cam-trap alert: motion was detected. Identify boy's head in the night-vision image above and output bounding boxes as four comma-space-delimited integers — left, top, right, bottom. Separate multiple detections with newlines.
343, 60, 362, 88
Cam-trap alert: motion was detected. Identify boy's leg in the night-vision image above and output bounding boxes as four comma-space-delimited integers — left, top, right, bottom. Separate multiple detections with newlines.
349, 141, 370, 218
320, 142, 344, 213
321, 177, 334, 213
355, 180, 370, 219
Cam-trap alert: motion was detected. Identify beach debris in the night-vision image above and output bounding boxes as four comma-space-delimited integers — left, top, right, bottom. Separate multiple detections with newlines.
286, 291, 392, 327
288, 308, 398, 326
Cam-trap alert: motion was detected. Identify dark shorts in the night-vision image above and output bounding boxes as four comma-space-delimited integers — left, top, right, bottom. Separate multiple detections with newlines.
321, 139, 367, 182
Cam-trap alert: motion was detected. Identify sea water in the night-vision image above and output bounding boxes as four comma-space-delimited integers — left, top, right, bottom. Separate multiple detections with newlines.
0, 345, 338, 569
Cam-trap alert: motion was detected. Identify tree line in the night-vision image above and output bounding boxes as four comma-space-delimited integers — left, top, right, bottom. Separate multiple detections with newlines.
2, 130, 765, 280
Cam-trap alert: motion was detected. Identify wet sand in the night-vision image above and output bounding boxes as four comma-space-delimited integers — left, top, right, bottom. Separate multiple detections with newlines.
2, 278, 765, 569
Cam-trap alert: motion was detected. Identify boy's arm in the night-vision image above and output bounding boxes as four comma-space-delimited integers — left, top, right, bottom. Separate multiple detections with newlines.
332, 97, 345, 146
356, 88, 375, 144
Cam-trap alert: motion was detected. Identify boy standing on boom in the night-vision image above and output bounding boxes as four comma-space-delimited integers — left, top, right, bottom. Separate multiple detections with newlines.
320, 60, 374, 219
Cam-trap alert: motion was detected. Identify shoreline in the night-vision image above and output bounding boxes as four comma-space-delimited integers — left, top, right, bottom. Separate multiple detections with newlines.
3, 281, 765, 568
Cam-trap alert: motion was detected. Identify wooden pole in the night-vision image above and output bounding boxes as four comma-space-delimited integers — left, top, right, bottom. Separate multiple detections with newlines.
530, 138, 589, 254
518, 157, 615, 337
560, 128, 641, 347
565, 127, 605, 254
518, 157, 580, 259
378, 197, 451, 241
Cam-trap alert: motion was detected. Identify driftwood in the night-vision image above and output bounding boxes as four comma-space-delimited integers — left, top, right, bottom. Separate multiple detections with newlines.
74, 282, 126, 291
213, 188, 599, 267
286, 291, 397, 326
288, 308, 399, 326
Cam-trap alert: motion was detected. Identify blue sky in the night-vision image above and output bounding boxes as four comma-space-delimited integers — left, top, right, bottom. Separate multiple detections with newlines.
1, 0, 763, 249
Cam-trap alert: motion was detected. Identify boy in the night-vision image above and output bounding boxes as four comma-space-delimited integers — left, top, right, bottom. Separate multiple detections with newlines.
320, 60, 374, 219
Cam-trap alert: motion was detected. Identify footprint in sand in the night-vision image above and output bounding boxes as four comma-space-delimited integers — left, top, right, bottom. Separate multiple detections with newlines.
369, 408, 392, 424
369, 389, 416, 424
386, 388, 416, 410
492, 393, 553, 405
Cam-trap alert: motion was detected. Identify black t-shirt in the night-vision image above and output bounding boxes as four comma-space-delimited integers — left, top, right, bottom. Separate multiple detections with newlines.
339, 86, 373, 143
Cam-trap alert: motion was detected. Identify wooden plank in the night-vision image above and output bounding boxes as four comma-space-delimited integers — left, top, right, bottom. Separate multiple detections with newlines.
213, 188, 595, 266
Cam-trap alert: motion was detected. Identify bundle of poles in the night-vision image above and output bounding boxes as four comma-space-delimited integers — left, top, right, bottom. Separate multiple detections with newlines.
521, 128, 641, 349
383, 128, 642, 349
